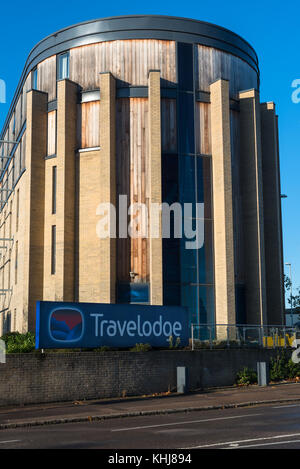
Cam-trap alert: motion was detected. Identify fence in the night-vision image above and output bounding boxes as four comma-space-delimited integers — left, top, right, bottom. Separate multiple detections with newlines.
191, 324, 297, 350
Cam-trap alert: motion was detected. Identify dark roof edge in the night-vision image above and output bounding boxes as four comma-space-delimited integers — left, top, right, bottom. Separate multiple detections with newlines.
1, 15, 259, 138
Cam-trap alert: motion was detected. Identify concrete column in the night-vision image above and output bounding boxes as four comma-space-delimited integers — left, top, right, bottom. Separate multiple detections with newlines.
98, 72, 116, 303
54, 79, 77, 301
210, 79, 236, 326
260, 102, 284, 325
239, 89, 267, 325
148, 70, 163, 305
23, 90, 47, 331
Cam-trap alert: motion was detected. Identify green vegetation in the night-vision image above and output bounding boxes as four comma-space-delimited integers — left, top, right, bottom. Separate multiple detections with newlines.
167, 335, 181, 349
1, 332, 35, 353
236, 367, 258, 386
269, 349, 300, 381
93, 346, 111, 352
129, 343, 152, 352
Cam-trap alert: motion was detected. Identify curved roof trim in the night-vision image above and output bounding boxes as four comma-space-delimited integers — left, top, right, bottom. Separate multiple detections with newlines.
1, 15, 259, 138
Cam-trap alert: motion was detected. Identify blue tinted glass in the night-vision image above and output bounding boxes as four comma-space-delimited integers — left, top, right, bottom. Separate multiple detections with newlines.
198, 285, 215, 325
59, 52, 69, 80
162, 154, 178, 204
32, 69, 38, 89
117, 283, 149, 303
177, 43, 194, 92
197, 220, 214, 284
235, 284, 246, 324
197, 156, 212, 219
178, 93, 195, 154
163, 283, 181, 306
181, 284, 198, 329
163, 238, 180, 284
179, 154, 195, 205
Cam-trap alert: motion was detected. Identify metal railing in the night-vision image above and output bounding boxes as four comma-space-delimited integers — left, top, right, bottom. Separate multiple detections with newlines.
191, 324, 297, 350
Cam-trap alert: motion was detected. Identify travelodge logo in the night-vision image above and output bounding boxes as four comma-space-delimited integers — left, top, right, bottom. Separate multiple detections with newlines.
49, 307, 84, 343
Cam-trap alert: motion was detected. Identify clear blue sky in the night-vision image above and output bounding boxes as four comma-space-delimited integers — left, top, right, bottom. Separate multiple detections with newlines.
0, 0, 299, 296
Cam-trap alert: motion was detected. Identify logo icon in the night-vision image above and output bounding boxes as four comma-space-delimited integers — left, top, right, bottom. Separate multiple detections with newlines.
49, 307, 84, 343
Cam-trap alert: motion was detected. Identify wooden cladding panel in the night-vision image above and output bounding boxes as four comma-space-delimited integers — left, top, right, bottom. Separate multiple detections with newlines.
230, 109, 244, 284
70, 40, 176, 90
196, 45, 258, 98
161, 99, 177, 153
129, 98, 149, 283
116, 98, 149, 283
77, 101, 100, 149
195, 102, 212, 155
47, 111, 56, 156
37, 55, 56, 101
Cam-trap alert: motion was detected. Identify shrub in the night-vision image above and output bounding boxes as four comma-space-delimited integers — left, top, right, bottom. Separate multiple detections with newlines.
167, 335, 181, 349
1, 332, 35, 353
94, 346, 111, 352
236, 367, 257, 386
129, 343, 152, 352
270, 350, 300, 381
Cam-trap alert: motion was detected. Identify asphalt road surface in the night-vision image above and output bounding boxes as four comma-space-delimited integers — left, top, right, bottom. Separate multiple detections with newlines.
2, 402, 300, 449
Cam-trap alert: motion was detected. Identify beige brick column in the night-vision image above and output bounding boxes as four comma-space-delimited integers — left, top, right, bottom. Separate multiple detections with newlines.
98, 72, 116, 303
54, 79, 77, 301
239, 89, 267, 325
148, 70, 163, 305
210, 79, 236, 326
23, 90, 47, 331
260, 102, 284, 324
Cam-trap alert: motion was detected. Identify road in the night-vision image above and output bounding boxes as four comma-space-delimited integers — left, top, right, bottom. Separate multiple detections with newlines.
2, 402, 300, 449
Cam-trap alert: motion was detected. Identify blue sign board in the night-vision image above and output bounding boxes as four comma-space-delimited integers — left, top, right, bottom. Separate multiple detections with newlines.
35, 301, 189, 349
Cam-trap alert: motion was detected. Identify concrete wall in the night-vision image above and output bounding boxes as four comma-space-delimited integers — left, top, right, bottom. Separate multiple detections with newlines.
0, 349, 280, 406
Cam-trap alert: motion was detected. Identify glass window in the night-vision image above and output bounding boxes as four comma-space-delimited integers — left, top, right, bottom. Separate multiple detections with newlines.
117, 283, 149, 304
51, 225, 56, 275
58, 52, 69, 80
32, 68, 38, 90
197, 156, 212, 219
177, 43, 194, 92
52, 166, 57, 214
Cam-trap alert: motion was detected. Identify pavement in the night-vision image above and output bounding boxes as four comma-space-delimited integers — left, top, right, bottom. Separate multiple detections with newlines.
1, 381, 300, 430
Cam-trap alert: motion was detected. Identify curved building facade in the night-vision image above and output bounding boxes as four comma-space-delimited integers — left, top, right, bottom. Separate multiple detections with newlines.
0, 16, 284, 333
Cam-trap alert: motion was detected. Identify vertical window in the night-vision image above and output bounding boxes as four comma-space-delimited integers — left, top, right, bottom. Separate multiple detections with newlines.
51, 225, 56, 275
13, 308, 16, 331
52, 166, 57, 214
12, 113, 16, 137
47, 111, 57, 156
16, 189, 19, 232
8, 249, 11, 290
32, 68, 38, 89
6, 312, 11, 333
15, 241, 18, 285
9, 201, 12, 238
58, 52, 69, 80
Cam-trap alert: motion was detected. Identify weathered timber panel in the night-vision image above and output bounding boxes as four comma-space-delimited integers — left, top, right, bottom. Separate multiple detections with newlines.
116, 98, 149, 283
37, 55, 57, 101
195, 45, 258, 98
70, 40, 176, 90
77, 101, 100, 149
195, 102, 211, 155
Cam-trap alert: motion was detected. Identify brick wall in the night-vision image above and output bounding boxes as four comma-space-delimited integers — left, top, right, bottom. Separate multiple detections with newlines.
0, 349, 280, 406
